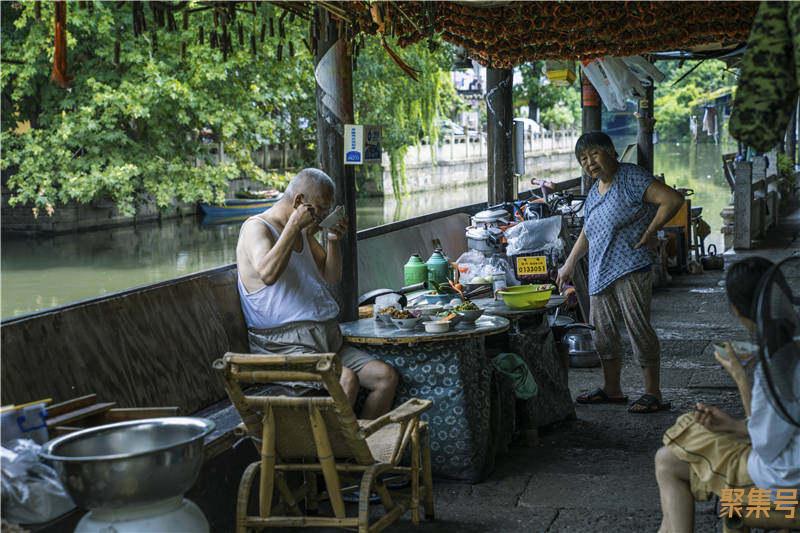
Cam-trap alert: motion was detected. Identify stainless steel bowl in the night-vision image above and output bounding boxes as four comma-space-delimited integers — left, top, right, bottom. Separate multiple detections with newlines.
40, 417, 215, 510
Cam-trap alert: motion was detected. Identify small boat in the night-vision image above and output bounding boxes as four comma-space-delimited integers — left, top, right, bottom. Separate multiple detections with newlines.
198, 195, 282, 220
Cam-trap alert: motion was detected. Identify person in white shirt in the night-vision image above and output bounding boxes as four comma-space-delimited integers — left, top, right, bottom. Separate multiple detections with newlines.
236, 168, 398, 419
655, 257, 800, 533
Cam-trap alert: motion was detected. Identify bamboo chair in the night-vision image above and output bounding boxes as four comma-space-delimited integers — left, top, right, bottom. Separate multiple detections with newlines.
213, 352, 435, 533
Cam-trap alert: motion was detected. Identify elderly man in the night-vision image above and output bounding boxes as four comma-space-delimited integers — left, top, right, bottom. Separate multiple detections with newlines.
236, 168, 398, 419
557, 132, 684, 413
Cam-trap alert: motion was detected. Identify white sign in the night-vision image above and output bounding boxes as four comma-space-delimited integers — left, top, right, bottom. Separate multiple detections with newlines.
344, 124, 363, 165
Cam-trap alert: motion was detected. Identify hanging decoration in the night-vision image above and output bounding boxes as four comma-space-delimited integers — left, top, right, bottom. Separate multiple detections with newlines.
51, 0, 71, 88
338, 1, 758, 68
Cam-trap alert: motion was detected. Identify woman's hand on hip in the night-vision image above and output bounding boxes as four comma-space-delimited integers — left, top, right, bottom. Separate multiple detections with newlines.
634, 229, 657, 250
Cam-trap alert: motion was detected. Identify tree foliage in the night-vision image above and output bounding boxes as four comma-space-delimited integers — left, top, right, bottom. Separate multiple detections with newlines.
354, 38, 459, 197
654, 59, 736, 141
514, 62, 580, 130
1, 1, 313, 216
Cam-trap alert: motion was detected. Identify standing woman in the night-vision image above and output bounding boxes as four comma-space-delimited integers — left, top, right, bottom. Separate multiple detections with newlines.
557, 132, 684, 413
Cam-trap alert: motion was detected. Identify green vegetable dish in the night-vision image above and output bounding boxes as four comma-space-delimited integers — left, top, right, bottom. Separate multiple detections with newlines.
454, 301, 479, 312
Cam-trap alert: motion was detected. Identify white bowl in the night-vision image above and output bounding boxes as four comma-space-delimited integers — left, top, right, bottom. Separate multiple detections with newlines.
412, 305, 444, 319
423, 321, 451, 333
392, 317, 421, 330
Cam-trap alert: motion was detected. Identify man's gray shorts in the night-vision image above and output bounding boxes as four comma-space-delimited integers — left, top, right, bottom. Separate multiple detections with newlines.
248, 320, 375, 377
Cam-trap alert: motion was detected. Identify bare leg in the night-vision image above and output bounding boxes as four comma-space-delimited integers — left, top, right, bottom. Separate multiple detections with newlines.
356, 360, 399, 419
601, 357, 624, 397
340, 367, 359, 407
655, 446, 694, 533
643, 365, 662, 400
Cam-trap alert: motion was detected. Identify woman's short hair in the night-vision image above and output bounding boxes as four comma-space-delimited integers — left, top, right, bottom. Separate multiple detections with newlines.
574, 132, 617, 161
725, 256, 774, 321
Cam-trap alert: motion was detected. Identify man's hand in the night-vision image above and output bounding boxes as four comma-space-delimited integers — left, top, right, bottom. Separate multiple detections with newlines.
556, 261, 575, 291
714, 342, 749, 385
693, 402, 738, 433
288, 202, 315, 230
634, 229, 657, 250
327, 216, 348, 241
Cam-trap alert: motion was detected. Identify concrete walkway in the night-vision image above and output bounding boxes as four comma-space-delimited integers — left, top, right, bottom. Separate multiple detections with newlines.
389, 208, 798, 533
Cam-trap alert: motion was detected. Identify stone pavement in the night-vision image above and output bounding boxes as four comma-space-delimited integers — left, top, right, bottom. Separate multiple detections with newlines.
386, 209, 798, 533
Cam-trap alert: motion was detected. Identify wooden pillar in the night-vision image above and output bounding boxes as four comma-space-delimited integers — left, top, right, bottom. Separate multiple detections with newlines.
581, 73, 602, 133
637, 81, 655, 174
486, 67, 515, 204
313, 7, 358, 320
786, 98, 797, 165
733, 160, 754, 250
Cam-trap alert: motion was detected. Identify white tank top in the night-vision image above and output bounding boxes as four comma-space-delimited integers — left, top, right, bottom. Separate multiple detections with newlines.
237, 218, 340, 330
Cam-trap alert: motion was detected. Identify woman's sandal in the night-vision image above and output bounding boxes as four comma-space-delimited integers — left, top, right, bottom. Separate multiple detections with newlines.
575, 387, 629, 404
628, 393, 671, 414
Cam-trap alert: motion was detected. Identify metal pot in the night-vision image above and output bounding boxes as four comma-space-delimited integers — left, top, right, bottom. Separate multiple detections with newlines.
562, 323, 601, 368
466, 226, 504, 253
40, 417, 215, 510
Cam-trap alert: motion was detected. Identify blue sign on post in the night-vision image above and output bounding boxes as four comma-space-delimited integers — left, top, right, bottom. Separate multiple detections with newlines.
344, 124, 363, 165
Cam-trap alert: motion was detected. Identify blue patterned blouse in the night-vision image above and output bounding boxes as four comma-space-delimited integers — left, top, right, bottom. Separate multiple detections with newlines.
583, 163, 657, 295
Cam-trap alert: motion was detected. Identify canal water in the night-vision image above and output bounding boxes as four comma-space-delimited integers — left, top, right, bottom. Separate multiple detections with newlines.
1, 142, 732, 319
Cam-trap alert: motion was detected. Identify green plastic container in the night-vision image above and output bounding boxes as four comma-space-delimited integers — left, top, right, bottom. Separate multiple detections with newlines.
403, 254, 428, 287
426, 248, 450, 289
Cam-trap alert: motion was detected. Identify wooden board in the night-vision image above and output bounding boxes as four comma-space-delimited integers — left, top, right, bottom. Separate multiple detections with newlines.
2, 274, 237, 414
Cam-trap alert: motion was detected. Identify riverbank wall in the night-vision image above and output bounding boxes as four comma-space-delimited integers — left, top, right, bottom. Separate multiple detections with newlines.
1, 147, 577, 235
381, 148, 577, 197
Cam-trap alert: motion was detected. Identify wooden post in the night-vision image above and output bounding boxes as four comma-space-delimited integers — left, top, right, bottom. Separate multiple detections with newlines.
786, 98, 797, 166
314, 7, 358, 321
733, 161, 753, 250
752, 156, 767, 239
581, 73, 602, 133
637, 81, 655, 174
487, 67, 515, 204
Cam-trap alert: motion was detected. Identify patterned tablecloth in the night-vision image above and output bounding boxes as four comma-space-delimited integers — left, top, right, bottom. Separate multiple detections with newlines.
341, 317, 509, 482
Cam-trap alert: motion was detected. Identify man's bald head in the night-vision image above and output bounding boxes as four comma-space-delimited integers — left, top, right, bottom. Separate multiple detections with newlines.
284, 168, 335, 203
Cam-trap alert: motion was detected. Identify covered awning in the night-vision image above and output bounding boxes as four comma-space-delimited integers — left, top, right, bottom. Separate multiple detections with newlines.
315, 1, 757, 68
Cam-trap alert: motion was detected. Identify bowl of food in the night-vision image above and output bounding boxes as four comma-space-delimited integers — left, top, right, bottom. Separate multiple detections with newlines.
424, 320, 451, 333
497, 284, 554, 310
376, 306, 398, 324
412, 304, 444, 320
390, 309, 421, 330
435, 311, 462, 326
453, 301, 484, 323
423, 292, 452, 305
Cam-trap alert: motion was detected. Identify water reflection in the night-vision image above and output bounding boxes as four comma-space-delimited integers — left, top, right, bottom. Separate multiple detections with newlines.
1, 142, 730, 318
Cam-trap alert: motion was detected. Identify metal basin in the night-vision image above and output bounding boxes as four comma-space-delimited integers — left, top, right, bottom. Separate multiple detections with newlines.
40, 417, 214, 510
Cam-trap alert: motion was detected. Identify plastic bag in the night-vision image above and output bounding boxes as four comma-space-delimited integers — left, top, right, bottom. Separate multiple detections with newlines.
622, 55, 665, 83
581, 60, 625, 111
456, 250, 489, 284
1, 439, 75, 525
600, 57, 646, 100
505, 217, 562, 257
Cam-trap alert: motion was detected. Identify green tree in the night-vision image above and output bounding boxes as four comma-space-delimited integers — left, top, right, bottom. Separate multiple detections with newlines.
354, 38, 460, 197
515, 62, 580, 129
1, 1, 313, 216
654, 59, 736, 141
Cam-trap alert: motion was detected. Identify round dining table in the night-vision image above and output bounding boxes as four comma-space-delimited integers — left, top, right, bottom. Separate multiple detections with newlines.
340, 315, 509, 482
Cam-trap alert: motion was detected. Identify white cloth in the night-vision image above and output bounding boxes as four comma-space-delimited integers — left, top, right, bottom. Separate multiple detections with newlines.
747, 361, 800, 490
238, 218, 339, 330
